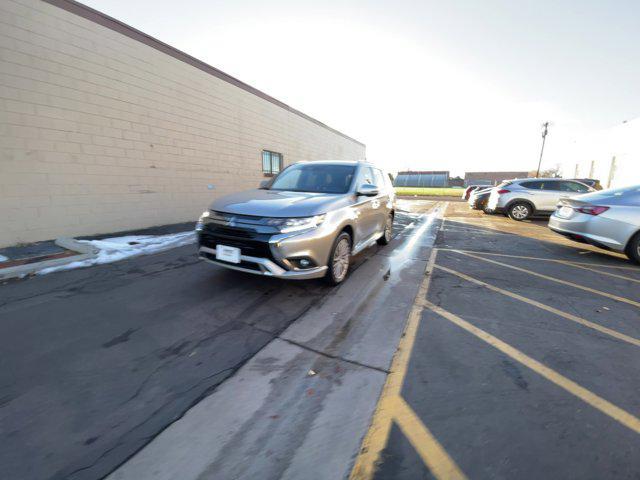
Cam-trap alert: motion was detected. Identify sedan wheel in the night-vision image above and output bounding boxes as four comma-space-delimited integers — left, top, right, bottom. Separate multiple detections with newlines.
626, 233, 640, 264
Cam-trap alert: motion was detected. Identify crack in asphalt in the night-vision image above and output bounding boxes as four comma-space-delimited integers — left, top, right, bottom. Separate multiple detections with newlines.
62, 365, 238, 480
277, 336, 390, 374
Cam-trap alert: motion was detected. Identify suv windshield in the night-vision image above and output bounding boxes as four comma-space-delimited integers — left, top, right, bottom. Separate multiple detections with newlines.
269, 163, 356, 194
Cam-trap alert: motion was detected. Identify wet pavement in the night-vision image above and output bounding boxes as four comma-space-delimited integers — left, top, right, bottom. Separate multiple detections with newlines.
356, 202, 640, 480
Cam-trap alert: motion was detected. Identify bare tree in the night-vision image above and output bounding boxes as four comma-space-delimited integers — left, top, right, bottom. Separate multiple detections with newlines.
528, 164, 561, 178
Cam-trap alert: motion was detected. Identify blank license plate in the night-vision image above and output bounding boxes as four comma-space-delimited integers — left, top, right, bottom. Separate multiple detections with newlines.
558, 206, 573, 218
216, 244, 241, 264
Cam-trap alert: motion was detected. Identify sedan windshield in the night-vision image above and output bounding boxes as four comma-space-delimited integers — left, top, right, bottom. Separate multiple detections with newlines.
269, 164, 356, 194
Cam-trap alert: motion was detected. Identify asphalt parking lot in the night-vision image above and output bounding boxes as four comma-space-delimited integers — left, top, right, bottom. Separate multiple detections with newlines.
0, 200, 435, 480
2, 199, 639, 480
354, 201, 640, 479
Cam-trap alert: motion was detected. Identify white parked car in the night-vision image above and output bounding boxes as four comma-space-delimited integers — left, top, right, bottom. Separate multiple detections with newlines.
486, 178, 593, 220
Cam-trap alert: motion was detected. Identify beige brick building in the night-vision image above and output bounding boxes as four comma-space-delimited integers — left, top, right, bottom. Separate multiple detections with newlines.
0, 0, 365, 247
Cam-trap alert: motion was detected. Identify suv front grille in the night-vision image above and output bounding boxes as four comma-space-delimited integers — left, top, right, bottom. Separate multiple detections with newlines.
198, 224, 276, 262
211, 226, 255, 238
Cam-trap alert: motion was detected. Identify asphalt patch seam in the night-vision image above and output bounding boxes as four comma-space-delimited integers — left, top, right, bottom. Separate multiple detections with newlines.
277, 336, 390, 374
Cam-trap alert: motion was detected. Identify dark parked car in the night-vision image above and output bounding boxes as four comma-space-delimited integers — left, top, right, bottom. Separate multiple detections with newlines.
571, 178, 603, 190
468, 187, 492, 210
461, 185, 489, 200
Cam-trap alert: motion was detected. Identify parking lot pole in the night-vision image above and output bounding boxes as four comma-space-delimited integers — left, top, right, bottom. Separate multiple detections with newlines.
535, 121, 549, 178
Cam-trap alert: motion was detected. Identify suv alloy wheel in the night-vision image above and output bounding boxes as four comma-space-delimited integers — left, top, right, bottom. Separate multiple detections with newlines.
377, 213, 393, 245
325, 232, 352, 285
508, 202, 532, 221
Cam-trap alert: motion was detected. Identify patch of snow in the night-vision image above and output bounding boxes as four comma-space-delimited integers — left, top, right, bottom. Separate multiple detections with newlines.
38, 231, 196, 275
0, 254, 8, 262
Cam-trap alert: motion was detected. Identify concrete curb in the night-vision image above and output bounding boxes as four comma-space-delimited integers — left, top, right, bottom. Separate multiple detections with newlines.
55, 237, 100, 255
0, 238, 98, 281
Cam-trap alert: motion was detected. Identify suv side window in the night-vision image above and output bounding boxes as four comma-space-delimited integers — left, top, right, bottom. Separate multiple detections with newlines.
357, 166, 375, 186
521, 181, 544, 190
543, 181, 563, 191
373, 169, 386, 190
560, 181, 589, 193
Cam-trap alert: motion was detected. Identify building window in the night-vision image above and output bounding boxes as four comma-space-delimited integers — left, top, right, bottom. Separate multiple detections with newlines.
262, 150, 283, 176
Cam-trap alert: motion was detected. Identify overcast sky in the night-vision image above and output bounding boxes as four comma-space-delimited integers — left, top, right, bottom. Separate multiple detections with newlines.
84, 0, 640, 175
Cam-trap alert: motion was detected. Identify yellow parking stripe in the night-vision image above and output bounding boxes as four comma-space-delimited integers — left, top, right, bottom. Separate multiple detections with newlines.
425, 302, 640, 435
452, 250, 640, 308
393, 396, 468, 480
564, 262, 640, 284
350, 248, 441, 479
440, 248, 638, 271
434, 264, 640, 347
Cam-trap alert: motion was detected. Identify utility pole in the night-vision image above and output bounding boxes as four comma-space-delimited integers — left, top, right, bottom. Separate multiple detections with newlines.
535, 122, 549, 178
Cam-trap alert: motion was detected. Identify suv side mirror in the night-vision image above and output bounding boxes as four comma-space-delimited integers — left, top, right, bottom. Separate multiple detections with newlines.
259, 180, 270, 189
357, 183, 379, 196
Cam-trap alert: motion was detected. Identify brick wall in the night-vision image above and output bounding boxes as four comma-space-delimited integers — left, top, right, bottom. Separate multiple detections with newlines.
0, 0, 365, 247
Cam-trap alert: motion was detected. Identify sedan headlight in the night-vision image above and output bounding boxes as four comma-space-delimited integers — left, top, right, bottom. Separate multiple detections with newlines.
267, 214, 325, 233
195, 211, 210, 231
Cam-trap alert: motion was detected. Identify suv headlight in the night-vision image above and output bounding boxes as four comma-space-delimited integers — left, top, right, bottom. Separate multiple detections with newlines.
195, 211, 210, 231
267, 214, 325, 233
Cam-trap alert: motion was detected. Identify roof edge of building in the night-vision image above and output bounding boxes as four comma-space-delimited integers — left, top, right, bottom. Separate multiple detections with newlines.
42, 0, 365, 148
464, 171, 528, 176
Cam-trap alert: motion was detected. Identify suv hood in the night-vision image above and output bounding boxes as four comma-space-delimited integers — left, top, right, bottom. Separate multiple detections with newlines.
209, 189, 352, 218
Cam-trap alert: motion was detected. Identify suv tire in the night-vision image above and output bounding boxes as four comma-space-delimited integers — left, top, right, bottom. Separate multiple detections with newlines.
508, 202, 532, 221
325, 231, 352, 285
377, 213, 393, 245
625, 232, 640, 264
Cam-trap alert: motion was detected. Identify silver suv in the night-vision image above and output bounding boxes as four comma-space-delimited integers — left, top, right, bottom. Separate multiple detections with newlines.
196, 161, 395, 284
486, 178, 593, 220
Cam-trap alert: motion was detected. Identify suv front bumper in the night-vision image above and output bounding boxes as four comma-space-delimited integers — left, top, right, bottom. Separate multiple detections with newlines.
198, 246, 328, 279
197, 215, 338, 279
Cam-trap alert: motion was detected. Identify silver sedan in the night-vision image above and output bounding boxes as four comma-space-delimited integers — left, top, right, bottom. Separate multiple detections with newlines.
548, 185, 640, 262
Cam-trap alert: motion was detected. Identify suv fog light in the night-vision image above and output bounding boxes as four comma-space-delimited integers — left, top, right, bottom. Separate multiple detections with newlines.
289, 257, 316, 269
